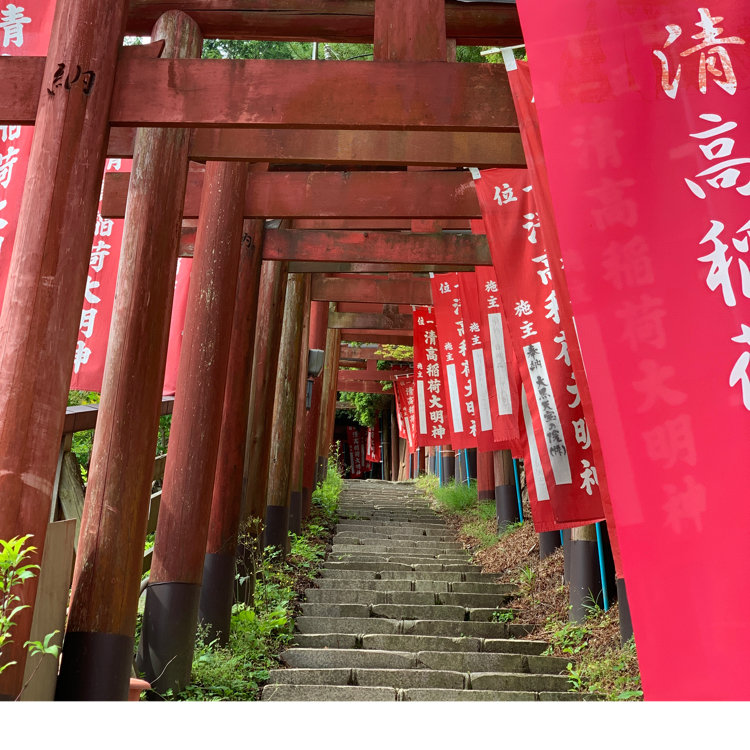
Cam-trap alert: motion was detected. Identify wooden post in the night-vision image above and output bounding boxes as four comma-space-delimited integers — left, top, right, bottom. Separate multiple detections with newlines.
477, 450, 495, 501
315, 306, 341, 478
302, 300, 329, 514
390, 401, 399, 481
441, 447, 456, 483
288, 276, 312, 535
137, 161, 248, 695
569, 524, 602, 624
198, 218, 265, 646
264, 273, 307, 550
241, 260, 288, 525
493, 449, 519, 533
0, 0, 129, 700
55, 11, 202, 701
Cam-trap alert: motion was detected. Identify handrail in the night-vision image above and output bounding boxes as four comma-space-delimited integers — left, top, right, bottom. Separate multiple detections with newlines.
63, 396, 175, 435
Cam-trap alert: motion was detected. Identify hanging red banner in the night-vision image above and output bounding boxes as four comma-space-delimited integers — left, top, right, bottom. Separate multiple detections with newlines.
347, 426, 367, 478
412, 305, 452, 448
0, 1, 55, 307
517, 0, 750, 700
457, 272, 513, 453
505, 59, 624, 577
474, 169, 604, 529
472, 264, 524, 454
70, 159, 130, 391
393, 375, 416, 453
430, 274, 478, 451
366, 423, 381, 463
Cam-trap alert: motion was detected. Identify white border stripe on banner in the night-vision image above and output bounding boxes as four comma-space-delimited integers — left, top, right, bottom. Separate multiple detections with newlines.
417, 379, 427, 434
523, 343, 572, 485
488, 312, 513, 415
521, 387, 549, 501
472, 348, 493, 433
446, 363, 464, 433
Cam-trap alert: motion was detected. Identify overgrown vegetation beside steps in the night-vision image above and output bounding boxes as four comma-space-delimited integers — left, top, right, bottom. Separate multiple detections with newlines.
149, 455, 344, 701
417, 474, 642, 701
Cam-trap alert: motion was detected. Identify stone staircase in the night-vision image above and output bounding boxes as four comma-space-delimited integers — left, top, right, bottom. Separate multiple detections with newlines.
262, 479, 584, 701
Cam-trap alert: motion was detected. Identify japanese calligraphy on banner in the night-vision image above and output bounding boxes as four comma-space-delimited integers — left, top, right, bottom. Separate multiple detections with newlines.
430, 274, 478, 450
366, 423, 381, 463
346, 426, 368, 478
393, 375, 417, 453
457, 272, 515, 453
473, 170, 604, 528
472, 263, 523, 454
412, 305, 452, 448
0, 1, 55, 307
517, 0, 750, 699
70, 159, 130, 391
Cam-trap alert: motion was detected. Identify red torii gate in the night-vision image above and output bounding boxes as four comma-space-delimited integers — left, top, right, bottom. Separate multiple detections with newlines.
0, 0, 521, 700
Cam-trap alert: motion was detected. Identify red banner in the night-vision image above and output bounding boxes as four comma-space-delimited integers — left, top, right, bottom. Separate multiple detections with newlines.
366, 424, 381, 463
430, 274, 478, 450
474, 169, 604, 529
70, 159, 130, 391
517, 0, 750, 699
393, 375, 417, 453
346, 426, 368, 478
472, 264, 523, 454
412, 305, 452, 448
0, 1, 55, 306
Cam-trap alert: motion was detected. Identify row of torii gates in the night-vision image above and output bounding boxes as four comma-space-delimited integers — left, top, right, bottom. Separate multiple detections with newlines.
0, 0, 527, 700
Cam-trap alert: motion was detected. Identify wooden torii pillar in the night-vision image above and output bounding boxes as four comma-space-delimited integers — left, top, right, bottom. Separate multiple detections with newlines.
494, 450, 520, 532
138, 161, 248, 695
0, 0, 130, 700
55, 11, 202, 701
198, 217, 265, 645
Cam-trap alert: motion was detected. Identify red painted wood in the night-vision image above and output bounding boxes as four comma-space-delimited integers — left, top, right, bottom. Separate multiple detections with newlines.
316, 313, 341, 470
336, 303, 414, 314
338, 369, 405, 383
337, 380, 390, 394
477, 450, 495, 500
264, 230, 491, 266
125, 1, 523, 45
64, 12, 203, 660
206, 218, 265, 556
314, 278, 431, 305
374, 0, 446, 62
302, 300, 329, 517
0, 0, 130, 699
329, 311, 413, 331
150, 160, 248, 586
107, 127, 525, 168
339, 346, 412, 362
242, 260, 288, 523
101, 169, 482, 220
108, 59, 515, 131
293, 219, 472, 231
341, 332, 413, 345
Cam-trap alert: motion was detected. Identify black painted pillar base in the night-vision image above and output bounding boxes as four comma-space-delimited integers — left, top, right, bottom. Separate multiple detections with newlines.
264, 504, 289, 552
539, 530, 562, 559
562, 528, 572, 582
441, 453, 455, 483
136, 581, 201, 696
569, 538, 602, 623
198, 552, 235, 647
288, 490, 302, 535
617, 577, 634, 645
55, 631, 133, 700
495, 484, 519, 533
467, 448, 477, 481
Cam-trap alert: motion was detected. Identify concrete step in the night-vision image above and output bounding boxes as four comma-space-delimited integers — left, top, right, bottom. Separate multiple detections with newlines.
280, 648, 417, 670
400, 619, 533, 638
401, 688, 537, 701
305, 589, 438, 605
314, 578, 413, 591
270, 667, 467, 690
360, 634, 548, 656
332, 539, 463, 550
437, 593, 514, 608
295, 616, 400, 635
292, 633, 358, 649
469, 672, 571, 692
261, 684, 397, 701
371, 604, 467, 621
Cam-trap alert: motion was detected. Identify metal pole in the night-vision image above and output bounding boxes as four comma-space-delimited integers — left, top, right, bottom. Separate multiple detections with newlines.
595, 522, 610, 612
513, 458, 523, 522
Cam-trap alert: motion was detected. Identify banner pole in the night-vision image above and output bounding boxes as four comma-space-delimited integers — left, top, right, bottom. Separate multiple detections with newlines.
512, 458, 523, 522
595, 522, 610, 612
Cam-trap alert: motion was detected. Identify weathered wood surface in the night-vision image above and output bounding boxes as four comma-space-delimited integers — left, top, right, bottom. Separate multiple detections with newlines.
293, 219, 472, 231
374, 0, 446, 62
150, 160, 248, 587
242, 260, 288, 522
0, 0, 130, 700
101, 169, 482, 219
316, 306, 341, 472
287, 261, 474, 274
20, 521, 76, 702
337, 369, 405, 383
341, 332, 413, 345
206, 217, 265, 557
125, 0, 523, 45
264, 230, 491, 266
337, 380, 391, 394
108, 127, 524, 167
63, 13, 203, 676
62, 397, 174, 435
312, 276, 432, 305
